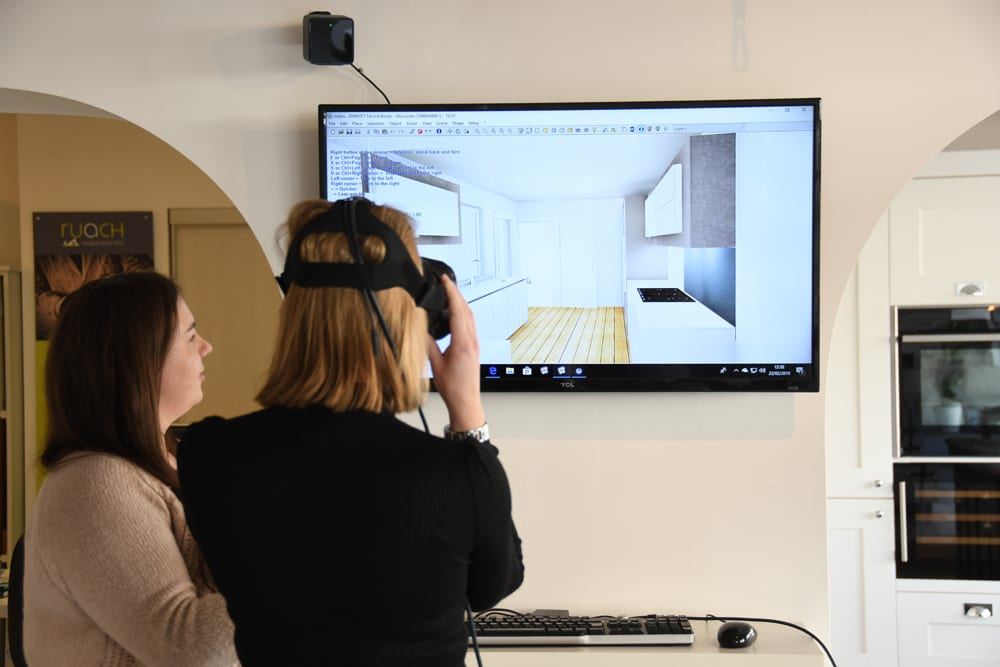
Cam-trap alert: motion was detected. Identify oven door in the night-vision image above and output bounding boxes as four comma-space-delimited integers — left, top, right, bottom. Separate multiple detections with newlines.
896, 462, 1000, 580
896, 332, 1000, 457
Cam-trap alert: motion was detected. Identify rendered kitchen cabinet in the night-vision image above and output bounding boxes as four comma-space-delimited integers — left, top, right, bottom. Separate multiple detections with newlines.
644, 163, 681, 237
465, 277, 529, 363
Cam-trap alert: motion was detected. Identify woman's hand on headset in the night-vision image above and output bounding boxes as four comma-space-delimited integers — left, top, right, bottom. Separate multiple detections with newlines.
426, 275, 486, 432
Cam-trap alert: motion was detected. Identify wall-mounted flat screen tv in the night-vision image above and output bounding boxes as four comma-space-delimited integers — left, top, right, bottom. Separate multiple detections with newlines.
318, 99, 821, 391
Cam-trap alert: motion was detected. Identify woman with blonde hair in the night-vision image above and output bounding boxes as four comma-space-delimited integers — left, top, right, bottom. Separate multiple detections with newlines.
178, 197, 523, 666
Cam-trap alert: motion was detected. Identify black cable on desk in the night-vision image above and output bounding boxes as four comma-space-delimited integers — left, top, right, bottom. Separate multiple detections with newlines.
691, 615, 837, 667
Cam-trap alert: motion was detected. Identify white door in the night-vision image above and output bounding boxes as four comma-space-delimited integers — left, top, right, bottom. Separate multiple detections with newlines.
559, 219, 598, 307
169, 208, 281, 422
518, 220, 560, 306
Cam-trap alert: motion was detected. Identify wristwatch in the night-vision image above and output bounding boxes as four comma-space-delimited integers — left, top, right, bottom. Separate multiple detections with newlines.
443, 422, 490, 443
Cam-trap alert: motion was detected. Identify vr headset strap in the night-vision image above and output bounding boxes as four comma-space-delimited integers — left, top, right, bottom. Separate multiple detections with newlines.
277, 198, 428, 302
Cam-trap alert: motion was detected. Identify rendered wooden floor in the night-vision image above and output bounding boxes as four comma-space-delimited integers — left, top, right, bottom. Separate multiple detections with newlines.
509, 306, 631, 364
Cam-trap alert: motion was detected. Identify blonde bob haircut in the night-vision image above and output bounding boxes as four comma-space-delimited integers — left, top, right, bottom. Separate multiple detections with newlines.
256, 199, 429, 414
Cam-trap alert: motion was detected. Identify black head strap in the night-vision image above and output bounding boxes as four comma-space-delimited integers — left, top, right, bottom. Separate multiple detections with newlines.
276, 198, 429, 304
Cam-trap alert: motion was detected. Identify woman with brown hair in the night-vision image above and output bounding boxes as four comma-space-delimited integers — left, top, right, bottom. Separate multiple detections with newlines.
177, 198, 524, 666
23, 271, 238, 666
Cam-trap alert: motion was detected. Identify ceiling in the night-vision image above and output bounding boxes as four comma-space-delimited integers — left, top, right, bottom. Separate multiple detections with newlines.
945, 110, 1000, 151
401, 133, 690, 203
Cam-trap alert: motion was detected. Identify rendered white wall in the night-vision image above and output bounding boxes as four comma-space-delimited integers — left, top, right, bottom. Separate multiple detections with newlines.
3, 0, 1000, 639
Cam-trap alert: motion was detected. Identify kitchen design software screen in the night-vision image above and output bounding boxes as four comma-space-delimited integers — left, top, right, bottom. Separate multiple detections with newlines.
319, 100, 820, 391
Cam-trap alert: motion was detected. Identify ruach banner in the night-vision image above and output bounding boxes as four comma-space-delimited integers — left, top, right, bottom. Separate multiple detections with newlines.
33, 211, 155, 491
33, 211, 154, 340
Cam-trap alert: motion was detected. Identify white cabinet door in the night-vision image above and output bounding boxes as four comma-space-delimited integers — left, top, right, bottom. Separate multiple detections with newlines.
826, 498, 898, 667
897, 590, 1000, 666
502, 280, 528, 339
889, 172, 1000, 306
469, 297, 495, 344
825, 214, 894, 498
644, 163, 681, 237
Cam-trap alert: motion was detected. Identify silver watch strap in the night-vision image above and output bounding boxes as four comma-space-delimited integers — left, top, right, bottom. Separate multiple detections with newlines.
443, 422, 490, 443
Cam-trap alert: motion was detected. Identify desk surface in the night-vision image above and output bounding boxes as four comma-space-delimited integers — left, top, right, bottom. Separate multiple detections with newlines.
465, 621, 824, 666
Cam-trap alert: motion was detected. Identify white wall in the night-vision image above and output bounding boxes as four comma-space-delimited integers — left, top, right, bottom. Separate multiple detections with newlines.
3, 0, 1000, 638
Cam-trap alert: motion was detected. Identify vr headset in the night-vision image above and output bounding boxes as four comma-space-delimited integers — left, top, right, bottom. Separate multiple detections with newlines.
275, 197, 455, 339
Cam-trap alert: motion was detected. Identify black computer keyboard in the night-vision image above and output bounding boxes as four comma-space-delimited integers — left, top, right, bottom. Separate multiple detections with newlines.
468, 611, 695, 646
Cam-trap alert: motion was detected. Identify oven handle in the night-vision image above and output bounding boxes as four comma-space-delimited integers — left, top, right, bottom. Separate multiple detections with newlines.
898, 481, 909, 563
901, 333, 1000, 343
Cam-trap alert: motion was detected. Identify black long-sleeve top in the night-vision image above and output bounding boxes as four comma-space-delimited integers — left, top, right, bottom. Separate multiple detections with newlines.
177, 406, 524, 667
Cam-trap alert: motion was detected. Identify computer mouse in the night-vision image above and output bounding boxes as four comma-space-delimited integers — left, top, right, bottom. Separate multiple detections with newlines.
717, 621, 757, 648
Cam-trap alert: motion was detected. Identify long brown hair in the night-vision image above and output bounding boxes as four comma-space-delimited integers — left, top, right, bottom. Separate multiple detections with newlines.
255, 199, 428, 413
41, 271, 182, 490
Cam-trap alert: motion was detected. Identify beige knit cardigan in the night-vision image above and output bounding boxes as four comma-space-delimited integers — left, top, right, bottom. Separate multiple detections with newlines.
23, 452, 239, 666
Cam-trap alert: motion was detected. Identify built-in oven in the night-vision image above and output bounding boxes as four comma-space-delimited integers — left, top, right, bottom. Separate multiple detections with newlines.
894, 305, 1000, 458
894, 306, 1000, 580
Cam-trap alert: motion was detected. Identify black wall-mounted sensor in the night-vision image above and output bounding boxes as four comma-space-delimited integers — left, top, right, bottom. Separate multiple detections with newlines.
302, 12, 354, 65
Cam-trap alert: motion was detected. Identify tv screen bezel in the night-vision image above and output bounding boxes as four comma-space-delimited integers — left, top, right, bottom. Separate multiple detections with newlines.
318, 98, 821, 392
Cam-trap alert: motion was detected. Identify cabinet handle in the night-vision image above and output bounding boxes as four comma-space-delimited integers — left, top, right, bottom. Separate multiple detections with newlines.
902, 333, 1000, 343
874, 510, 884, 519
898, 481, 909, 563
965, 604, 993, 619
874, 479, 884, 488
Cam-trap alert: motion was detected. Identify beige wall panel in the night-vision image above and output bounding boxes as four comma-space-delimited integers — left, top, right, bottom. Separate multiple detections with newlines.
0, 115, 19, 267
171, 210, 281, 422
